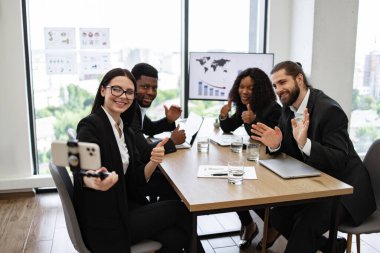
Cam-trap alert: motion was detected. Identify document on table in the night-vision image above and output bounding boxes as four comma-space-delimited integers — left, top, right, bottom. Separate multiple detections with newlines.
197, 165, 257, 179
210, 135, 251, 147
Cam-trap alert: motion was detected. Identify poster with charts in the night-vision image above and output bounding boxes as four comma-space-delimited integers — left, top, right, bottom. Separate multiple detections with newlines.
80, 52, 111, 75
80, 28, 110, 49
188, 52, 274, 100
45, 53, 77, 75
44, 27, 76, 50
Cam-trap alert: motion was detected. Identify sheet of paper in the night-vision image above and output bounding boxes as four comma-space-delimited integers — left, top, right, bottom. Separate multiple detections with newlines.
210, 134, 251, 147
197, 165, 257, 179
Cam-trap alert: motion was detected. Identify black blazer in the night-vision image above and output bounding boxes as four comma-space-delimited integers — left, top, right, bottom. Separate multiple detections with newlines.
220, 100, 282, 136
74, 108, 148, 252
278, 88, 376, 225
130, 103, 177, 163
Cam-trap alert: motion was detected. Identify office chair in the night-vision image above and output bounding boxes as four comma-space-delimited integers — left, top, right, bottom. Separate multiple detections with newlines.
49, 162, 162, 253
338, 139, 380, 253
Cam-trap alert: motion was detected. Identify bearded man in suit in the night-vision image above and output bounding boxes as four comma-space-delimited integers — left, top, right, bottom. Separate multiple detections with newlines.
251, 61, 376, 253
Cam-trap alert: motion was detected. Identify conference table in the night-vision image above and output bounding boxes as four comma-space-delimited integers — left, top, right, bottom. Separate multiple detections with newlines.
158, 118, 353, 253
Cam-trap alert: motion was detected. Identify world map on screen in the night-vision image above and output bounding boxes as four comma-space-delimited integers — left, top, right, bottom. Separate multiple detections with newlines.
195, 57, 231, 73
189, 52, 274, 101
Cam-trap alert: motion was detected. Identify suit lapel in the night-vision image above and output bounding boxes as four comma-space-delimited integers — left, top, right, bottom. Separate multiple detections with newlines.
306, 88, 317, 117
95, 108, 131, 219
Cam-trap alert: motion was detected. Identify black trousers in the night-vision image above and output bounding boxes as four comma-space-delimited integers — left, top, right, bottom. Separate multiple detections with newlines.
129, 200, 205, 253
270, 200, 349, 253
140, 170, 180, 202
237, 208, 266, 226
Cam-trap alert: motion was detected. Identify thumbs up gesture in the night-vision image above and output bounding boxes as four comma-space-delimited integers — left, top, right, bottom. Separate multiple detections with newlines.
170, 124, 186, 145
242, 104, 256, 124
150, 137, 169, 163
220, 99, 232, 120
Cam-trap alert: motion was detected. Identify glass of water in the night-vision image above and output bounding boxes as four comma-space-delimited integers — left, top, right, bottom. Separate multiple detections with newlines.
230, 136, 243, 153
247, 143, 260, 162
197, 137, 209, 153
228, 160, 245, 185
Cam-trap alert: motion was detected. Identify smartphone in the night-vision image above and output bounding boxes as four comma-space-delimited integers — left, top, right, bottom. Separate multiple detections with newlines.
51, 141, 101, 170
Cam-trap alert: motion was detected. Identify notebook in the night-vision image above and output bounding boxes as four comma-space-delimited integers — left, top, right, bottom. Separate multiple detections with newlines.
197, 165, 257, 179
175, 112, 204, 149
259, 155, 321, 179
210, 135, 251, 147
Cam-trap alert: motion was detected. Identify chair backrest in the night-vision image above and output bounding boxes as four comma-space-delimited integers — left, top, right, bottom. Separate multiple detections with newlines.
50, 161, 162, 253
49, 161, 91, 253
363, 139, 380, 210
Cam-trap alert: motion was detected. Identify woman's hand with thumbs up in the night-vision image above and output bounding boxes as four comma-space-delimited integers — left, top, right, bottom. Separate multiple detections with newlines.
242, 104, 256, 124
220, 99, 232, 120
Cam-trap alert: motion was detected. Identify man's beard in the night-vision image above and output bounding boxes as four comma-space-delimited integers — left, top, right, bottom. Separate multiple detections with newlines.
281, 83, 300, 107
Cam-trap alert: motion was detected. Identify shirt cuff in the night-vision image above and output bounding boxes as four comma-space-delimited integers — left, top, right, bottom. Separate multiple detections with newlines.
300, 138, 311, 156
268, 143, 281, 152
219, 115, 228, 121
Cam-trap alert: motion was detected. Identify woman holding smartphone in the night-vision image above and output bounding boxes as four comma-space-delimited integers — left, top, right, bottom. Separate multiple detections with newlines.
74, 68, 204, 252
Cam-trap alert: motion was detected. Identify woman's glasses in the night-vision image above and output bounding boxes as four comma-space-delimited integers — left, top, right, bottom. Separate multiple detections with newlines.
106, 85, 135, 99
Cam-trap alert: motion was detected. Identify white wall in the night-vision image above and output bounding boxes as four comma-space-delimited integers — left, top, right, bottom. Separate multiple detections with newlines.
0, 0, 52, 191
311, 0, 358, 117
267, 0, 292, 62
290, 0, 314, 75
268, 0, 358, 117
0, 0, 360, 191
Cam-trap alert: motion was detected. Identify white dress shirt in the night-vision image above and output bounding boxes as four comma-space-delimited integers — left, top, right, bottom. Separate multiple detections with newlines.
102, 106, 130, 174
269, 89, 311, 156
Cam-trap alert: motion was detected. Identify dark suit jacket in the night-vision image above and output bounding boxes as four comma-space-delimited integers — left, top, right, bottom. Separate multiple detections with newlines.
278, 88, 376, 225
130, 103, 177, 163
74, 108, 148, 252
220, 100, 282, 136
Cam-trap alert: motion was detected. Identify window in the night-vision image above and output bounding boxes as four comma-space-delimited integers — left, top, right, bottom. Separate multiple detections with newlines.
24, 0, 266, 174
188, 0, 267, 117
350, 0, 380, 155
26, 0, 181, 174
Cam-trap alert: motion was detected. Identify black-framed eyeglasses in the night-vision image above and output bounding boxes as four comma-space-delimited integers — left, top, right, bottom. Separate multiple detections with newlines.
106, 85, 135, 99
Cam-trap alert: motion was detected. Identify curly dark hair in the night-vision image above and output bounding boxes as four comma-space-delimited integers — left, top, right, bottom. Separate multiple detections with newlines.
91, 68, 137, 125
229, 68, 276, 114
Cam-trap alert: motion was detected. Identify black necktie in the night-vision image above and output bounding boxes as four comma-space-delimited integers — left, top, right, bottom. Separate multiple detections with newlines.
289, 110, 295, 120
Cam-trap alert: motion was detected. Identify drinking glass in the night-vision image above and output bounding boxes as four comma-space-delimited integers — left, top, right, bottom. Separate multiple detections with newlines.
230, 136, 243, 153
228, 160, 245, 185
247, 143, 260, 162
197, 137, 210, 153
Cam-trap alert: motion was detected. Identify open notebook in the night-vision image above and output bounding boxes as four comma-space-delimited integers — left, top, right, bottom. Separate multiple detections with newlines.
210, 135, 251, 147
210, 126, 251, 147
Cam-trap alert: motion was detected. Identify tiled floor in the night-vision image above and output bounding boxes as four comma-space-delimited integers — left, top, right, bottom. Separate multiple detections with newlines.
199, 211, 380, 253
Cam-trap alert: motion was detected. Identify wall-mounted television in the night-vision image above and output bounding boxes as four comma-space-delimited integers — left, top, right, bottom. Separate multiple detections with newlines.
187, 52, 274, 101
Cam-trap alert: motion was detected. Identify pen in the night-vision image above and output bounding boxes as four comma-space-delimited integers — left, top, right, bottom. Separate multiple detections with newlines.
211, 173, 228, 176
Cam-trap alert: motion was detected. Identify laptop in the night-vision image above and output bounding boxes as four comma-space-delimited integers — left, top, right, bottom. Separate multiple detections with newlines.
175, 112, 204, 149
259, 155, 321, 179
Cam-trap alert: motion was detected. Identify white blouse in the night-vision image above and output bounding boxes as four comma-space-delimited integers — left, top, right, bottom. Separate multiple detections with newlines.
101, 106, 130, 174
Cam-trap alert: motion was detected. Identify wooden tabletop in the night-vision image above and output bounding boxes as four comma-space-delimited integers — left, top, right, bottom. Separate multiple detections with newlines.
159, 118, 353, 212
